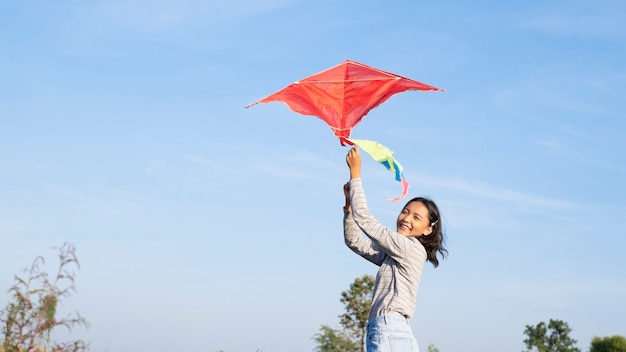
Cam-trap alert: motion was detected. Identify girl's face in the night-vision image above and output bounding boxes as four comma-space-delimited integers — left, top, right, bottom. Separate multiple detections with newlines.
396, 201, 434, 238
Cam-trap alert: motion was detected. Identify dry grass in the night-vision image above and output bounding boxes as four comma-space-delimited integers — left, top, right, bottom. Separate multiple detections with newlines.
0, 243, 89, 352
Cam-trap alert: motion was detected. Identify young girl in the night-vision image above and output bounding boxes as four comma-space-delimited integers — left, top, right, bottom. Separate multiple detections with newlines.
343, 146, 447, 352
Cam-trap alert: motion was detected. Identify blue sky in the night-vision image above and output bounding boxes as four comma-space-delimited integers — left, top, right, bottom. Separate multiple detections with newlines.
1, 1, 625, 351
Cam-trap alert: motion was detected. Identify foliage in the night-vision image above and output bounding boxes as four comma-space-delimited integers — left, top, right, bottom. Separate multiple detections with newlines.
338, 275, 374, 352
312, 325, 359, 352
0, 243, 89, 352
313, 274, 374, 352
523, 319, 580, 352
590, 335, 626, 352
427, 343, 440, 352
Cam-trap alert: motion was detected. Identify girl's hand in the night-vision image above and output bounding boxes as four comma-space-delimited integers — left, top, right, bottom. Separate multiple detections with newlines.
343, 182, 351, 211
346, 146, 362, 179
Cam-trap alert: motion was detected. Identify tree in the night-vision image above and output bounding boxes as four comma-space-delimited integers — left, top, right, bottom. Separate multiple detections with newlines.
312, 325, 359, 352
313, 274, 375, 352
0, 243, 89, 352
590, 335, 626, 352
523, 319, 580, 352
339, 275, 375, 352
427, 343, 441, 352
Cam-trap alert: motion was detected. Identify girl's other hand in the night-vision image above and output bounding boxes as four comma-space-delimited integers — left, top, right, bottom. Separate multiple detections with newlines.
346, 146, 362, 179
343, 182, 351, 211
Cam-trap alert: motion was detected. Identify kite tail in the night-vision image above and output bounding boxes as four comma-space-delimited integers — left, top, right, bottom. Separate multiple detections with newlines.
386, 176, 410, 202
347, 138, 410, 202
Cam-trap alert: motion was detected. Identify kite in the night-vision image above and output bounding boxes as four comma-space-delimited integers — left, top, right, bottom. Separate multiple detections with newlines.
246, 59, 442, 201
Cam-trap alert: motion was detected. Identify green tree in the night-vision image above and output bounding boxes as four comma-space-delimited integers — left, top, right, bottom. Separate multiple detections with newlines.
523, 319, 580, 352
339, 275, 374, 352
313, 325, 359, 352
427, 343, 441, 352
590, 335, 626, 352
0, 243, 89, 352
313, 274, 375, 352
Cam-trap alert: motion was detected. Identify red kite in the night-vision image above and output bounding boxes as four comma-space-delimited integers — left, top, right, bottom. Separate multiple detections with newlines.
246, 60, 443, 201
245, 59, 442, 145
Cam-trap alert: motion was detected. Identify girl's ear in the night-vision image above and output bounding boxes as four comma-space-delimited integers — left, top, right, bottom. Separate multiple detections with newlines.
423, 226, 434, 236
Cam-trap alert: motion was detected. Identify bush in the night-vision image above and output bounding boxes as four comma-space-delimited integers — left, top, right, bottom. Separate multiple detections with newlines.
0, 243, 89, 352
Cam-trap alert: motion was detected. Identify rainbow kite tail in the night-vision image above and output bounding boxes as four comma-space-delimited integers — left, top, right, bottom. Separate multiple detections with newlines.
347, 139, 410, 202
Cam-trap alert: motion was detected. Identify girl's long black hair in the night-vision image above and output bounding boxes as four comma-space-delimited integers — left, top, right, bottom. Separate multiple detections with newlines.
405, 197, 448, 268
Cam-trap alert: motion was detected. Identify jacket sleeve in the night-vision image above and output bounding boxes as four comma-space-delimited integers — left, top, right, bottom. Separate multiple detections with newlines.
349, 178, 416, 261
344, 205, 386, 266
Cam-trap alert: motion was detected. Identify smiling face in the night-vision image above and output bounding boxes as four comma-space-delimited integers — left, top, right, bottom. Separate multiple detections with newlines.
396, 200, 434, 238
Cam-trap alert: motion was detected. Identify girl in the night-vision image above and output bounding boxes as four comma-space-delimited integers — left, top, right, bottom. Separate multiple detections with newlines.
343, 146, 447, 352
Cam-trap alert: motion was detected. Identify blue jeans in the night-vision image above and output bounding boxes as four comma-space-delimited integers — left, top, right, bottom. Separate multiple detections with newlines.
366, 313, 419, 352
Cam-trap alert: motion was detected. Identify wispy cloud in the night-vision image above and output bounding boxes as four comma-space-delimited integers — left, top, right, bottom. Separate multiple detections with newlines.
496, 279, 626, 311
517, 4, 626, 38
536, 124, 626, 174
246, 150, 339, 181
44, 184, 150, 214
489, 78, 610, 119
88, 0, 296, 33
414, 173, 579, 210
181, 148, 340, 182
180, 153, 240, 174
487, 71, 626, 172
588, 73, 626, 101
